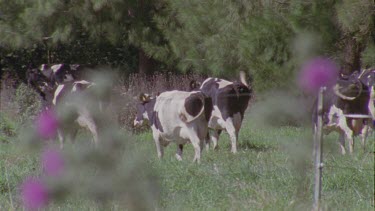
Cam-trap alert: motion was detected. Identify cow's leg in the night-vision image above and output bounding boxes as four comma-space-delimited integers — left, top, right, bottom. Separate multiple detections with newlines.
57, 129, 65, 149
77, 115, 99, 146
343, 129, 354, 154
343, 128, 354, 154
369, 87, 375, 119
225, 121, 238, 153
337, 117, 353, 154
189, 134, 202, 163
152, 131, 163, 159
338, 132, 346, 155
205, 131, 210, 151
175, 144, 183, 161
66, 127, 78, 144
211, 130, 222, 150
360, 123, 369, 151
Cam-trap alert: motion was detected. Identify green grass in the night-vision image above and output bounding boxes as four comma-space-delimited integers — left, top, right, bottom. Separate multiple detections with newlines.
0, 112, 374, 210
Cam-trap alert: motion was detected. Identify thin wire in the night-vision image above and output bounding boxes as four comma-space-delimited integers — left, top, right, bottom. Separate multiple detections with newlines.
323, 164, 374, 172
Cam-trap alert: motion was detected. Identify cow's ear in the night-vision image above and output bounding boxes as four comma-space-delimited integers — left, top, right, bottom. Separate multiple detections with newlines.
189, 80, 201, 90
139, 93, 146, 102
139, 93, 150, 102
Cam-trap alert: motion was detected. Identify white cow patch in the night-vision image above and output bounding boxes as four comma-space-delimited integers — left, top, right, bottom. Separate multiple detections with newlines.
53, 84, 65, 105
72, 80, 94, 92
369, 86, 375, 120
208, 105, 226, 129
40, 64, 48, 71
51, 64, 63, 73
217, 79, 232, 89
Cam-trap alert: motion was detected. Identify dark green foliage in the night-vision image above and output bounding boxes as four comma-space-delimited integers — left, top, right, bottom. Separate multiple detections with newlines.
361, 42, 375, 68
0, 0, 374, 91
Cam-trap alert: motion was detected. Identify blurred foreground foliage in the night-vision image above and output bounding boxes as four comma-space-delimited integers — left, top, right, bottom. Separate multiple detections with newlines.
11, 73, 161, 210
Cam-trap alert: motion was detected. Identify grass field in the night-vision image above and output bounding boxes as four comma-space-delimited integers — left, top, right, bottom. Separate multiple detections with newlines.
0, 110, 374, 210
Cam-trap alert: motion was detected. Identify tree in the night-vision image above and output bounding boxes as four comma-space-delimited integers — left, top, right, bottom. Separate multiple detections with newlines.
0, 0, 167, 74
154, 0, 374, 91
0, 0, 374, 91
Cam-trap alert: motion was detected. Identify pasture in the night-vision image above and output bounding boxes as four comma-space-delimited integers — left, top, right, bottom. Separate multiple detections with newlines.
0, 107, 373, 210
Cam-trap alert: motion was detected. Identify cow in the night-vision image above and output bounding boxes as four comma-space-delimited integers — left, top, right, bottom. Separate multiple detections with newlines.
312, 69, 373, 154
26, 65, 101, 148
190, 72, 252, 153
133, 91, 213, 163
53, 80, 100, 147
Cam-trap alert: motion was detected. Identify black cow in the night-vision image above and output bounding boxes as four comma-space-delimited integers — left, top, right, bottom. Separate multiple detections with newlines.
190, 72, 252, 153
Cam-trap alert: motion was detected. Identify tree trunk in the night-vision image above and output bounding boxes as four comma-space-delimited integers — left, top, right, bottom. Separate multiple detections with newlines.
341, 37, 362, 75
138, 49, 156, 75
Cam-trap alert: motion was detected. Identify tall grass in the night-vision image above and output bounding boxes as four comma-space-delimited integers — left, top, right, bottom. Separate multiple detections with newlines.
0, 109, 373, 210
0, 71, 373, 210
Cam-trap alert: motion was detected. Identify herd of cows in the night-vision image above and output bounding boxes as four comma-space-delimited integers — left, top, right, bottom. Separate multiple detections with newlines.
25, 64, 375, 162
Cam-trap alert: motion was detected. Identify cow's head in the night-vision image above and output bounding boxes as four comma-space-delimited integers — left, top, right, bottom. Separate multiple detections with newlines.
27, 68, 53, 93
39, 63, 75, 85
334, 71, 363, 100
26, 67, 56, 106
134, 93, 153, 127
51, 64, 74, 84
358, 68, 375, 88
189, 80, 201, 91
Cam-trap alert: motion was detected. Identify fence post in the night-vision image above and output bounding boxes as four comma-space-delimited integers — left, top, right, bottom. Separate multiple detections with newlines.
313, 87, 325, 211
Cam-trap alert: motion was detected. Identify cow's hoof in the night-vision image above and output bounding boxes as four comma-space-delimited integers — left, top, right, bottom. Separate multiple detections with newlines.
175, 154, 182, 161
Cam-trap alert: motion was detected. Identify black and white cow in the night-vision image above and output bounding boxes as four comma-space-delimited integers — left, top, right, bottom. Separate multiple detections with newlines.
133, 91, 213, 163
312, 69, 373, 154
26, 64, 101, 147
53, 80, 100, 147
190, 72, 252, 153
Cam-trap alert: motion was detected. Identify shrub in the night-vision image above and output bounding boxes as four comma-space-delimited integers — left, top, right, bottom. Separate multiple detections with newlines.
15, 83, 42, 123
0, 113, 18, 143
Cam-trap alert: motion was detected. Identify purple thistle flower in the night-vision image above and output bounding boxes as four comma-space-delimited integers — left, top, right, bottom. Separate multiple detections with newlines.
298, 57, 338, 94
36, 109, 59, 139
21, 177, 49, 210
41, 148, 65, 177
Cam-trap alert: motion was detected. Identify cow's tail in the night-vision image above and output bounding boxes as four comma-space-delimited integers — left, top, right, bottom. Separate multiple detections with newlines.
203, 95, 213, 122
239, 71, 249, 87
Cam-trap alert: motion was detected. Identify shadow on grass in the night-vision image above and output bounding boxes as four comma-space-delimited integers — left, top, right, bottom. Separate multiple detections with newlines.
238, 139, 276, 152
